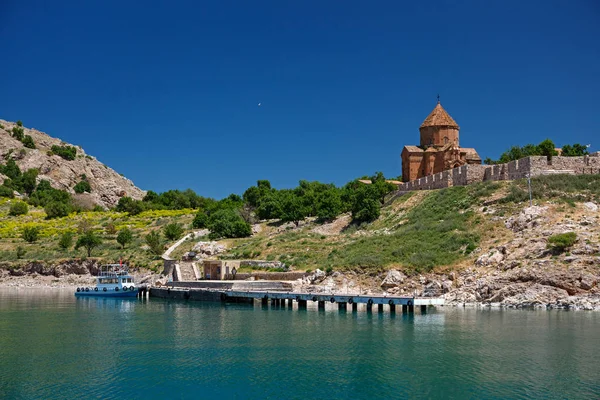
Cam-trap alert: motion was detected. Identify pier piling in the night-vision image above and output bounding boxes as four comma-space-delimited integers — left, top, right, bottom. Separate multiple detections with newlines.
149, 287, 445, 314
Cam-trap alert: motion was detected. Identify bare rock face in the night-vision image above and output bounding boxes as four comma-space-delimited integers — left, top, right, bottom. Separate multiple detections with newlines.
0, 119, 145, 208
476, 249, 505, 267
381, 269, 406, 289
505, 206, 547, 232
192, 241, 226, 257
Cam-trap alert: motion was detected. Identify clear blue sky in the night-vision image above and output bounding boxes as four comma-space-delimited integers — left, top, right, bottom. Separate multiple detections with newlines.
1, 1, 598, 199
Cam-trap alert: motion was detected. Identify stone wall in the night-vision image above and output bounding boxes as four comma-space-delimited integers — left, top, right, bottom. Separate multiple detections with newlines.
234, 272, 307, 281
398, 155, 600, 192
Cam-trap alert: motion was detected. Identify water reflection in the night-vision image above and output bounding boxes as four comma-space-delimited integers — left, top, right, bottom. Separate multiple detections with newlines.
1, 289, 599, 399
75, 296, 138, 312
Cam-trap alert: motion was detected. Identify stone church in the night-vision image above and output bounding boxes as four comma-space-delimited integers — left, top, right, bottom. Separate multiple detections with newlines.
401, 101, 481, 182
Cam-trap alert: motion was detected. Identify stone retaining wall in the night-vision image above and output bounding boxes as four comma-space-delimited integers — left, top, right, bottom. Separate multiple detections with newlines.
234, 272, 307, 281
398, 155, 600, 192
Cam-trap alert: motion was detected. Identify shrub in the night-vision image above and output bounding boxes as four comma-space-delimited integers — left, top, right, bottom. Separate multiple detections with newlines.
74, 180, 91, 194
105, 222, 117, 235
45, 201, 70, 219
16, 246, 26, 259
547, 232, 577, 254
22, 226, 40, 243
117, 228, 133, 249
21, 135, 36, 149
75, 231, 102, 257
8, 201, 28, 216
164, 223, 184, 241
50, 145, 77, 161
0, 185, 14, 198
58, 231, 74, 250
11, 126, 24, 141
145, 231, 163, 256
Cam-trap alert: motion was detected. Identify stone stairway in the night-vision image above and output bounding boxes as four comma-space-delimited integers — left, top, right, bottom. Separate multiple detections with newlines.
178, 261, 198, 281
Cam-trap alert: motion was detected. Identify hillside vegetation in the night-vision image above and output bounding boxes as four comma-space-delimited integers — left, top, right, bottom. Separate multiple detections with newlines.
2, 173, 599, 277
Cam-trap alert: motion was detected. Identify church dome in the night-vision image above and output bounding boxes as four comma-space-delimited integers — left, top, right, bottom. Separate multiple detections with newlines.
420, 102, 459, 129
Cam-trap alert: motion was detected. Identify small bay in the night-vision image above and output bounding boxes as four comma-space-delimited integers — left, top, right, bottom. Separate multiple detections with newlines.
1, 288, 599, 399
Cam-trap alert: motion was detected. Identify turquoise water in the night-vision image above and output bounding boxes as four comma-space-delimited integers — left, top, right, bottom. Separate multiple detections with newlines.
1, 288, 599, 399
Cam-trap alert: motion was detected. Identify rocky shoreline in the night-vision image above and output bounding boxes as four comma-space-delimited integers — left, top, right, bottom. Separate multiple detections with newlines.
2, 267, 598, 310
0, 260, 158, 289
3, 201, 599, 310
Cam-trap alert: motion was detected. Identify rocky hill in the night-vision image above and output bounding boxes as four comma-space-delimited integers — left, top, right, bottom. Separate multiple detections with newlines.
0, 119, 144, 208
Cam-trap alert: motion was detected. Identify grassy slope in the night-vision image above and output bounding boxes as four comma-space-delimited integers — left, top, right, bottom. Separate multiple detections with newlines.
0, 199, 194, 271
2, 174, 599, 275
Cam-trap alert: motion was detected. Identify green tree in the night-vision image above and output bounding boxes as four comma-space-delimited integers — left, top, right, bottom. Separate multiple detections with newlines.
538, 139, 558, 160
207, 209, 252, 239
45, 201, 70, 219
351, 184, 381, 223
2, 159, 21, 180
145, 231, 164, 256
561, 143, 589, 156
116, 197, 144, 215
255, 193, 282, 220
316, 189, 343, 221
75, 231, 102, 257
142, 190, 159, 202
116, 228, 133, 249
279, 192, 306, 226
58, 231, 74, 250
243, 180, 273, 208
19, 168, 38, 195
163, 223, 184, 241
22, 226, 40, 243
191, 211, 209, 229
371, 172, 397, 205
8, 201, 28, 216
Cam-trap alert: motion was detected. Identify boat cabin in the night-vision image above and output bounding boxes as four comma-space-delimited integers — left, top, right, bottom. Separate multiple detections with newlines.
96, 264, 136, 291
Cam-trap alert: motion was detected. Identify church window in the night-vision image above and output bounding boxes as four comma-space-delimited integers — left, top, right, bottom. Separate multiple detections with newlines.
444, 137, 449, 144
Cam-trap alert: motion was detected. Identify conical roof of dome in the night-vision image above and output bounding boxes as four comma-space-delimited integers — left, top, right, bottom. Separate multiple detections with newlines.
420, 102, 459, 129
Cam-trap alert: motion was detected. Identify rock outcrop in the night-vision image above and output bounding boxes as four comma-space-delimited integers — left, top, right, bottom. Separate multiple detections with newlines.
0, 119, 145, 208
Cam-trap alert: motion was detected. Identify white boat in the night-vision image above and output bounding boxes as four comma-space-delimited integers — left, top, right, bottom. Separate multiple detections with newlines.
75, 264, 137, 297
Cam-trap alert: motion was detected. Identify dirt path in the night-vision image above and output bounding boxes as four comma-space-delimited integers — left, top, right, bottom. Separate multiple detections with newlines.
163, 229, 208, 259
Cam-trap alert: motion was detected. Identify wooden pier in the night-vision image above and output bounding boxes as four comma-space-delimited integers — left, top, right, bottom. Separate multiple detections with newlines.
150, 287, 444, 313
